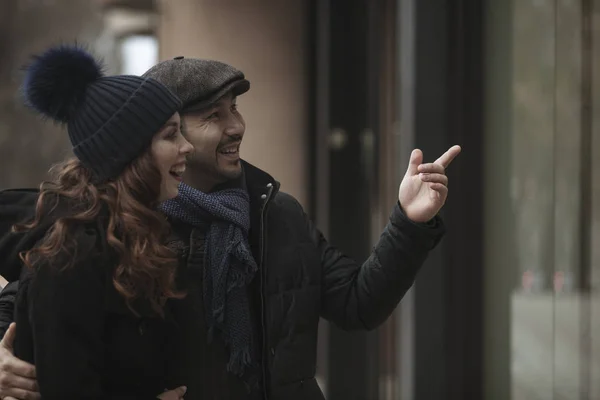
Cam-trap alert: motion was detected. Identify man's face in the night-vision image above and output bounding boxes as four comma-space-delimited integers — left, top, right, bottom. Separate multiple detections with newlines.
181, 93, 245, 191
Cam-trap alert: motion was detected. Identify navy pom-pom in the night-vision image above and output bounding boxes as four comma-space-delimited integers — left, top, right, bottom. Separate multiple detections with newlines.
22, 44, 103, 123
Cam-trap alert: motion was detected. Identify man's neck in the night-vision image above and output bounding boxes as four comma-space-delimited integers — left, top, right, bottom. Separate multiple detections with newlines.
182, 171, 216, 193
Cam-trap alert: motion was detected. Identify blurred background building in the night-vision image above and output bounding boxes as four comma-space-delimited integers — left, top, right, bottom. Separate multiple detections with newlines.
0, 0, 599, 399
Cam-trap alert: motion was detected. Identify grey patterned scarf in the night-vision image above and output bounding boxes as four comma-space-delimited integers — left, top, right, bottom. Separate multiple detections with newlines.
160, 182, 257, 378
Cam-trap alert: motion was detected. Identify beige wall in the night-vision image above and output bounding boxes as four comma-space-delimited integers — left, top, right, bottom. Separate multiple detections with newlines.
156, 0, 309, 207
0, 1, 105, 188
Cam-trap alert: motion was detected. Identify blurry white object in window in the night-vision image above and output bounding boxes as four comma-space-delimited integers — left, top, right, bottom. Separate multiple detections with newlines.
119, 35, 158, 76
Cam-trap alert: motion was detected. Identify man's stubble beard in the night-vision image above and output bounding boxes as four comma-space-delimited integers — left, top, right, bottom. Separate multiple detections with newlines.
184, 157, 242, 192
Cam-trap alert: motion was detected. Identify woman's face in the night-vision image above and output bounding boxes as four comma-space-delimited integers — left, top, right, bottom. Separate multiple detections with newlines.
151, 112, 193, 202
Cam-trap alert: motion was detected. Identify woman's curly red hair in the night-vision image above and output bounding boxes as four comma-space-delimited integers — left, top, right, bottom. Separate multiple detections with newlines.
14, 152, 182, 317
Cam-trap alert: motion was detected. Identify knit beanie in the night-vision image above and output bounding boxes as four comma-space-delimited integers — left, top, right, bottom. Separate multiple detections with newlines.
22, 45, 182, 181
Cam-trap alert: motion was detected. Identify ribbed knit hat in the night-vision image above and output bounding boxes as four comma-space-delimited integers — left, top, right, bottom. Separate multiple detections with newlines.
22, 45, 182, 181
142, 56, 249, 112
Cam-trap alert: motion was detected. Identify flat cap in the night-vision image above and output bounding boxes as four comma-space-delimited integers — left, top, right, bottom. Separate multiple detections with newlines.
142, 56, 250, 112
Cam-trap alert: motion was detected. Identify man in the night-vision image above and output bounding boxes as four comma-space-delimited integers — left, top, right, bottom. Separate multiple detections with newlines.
0, 57, 460, 400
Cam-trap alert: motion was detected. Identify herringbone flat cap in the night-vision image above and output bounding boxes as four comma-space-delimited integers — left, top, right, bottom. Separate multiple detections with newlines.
142, 56, 250, 112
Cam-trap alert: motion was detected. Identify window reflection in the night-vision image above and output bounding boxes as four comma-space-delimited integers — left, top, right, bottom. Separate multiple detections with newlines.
486, 0, 599, 398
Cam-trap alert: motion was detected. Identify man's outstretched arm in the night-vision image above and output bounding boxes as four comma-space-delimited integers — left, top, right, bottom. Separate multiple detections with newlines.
317, 204, 444, 330
318, 145, 460, 330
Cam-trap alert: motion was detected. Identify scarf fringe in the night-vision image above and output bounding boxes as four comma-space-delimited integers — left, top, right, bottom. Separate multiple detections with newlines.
227, 347, 253, 377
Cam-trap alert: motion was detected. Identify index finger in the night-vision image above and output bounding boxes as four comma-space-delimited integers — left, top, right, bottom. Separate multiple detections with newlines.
6, 357, 37, 379
434, 145, 461, 168
174, 386, 187, 396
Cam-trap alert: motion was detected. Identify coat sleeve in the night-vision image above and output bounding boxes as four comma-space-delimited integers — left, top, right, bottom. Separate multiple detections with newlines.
313, 202, 445, 331
25, 233, 159, 400
0, 280, 17, 338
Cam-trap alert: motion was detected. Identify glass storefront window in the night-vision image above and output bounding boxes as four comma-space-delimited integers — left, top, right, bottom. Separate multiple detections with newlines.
589, 3, 600, 398
485, 0, 598, 399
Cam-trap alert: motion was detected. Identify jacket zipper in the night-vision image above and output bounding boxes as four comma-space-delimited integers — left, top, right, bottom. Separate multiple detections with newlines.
259, 185, 274, 400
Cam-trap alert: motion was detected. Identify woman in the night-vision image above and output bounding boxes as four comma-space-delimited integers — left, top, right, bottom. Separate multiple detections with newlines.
10, 45, 193, 399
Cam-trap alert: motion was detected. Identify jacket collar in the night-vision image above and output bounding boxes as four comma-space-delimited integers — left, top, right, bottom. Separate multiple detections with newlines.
241, 160, 280, 208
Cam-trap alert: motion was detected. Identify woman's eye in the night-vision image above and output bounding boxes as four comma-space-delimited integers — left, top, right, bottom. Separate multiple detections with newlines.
166, 130, 178, 140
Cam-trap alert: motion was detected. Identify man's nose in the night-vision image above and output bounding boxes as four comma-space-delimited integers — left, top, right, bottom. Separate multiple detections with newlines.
224, 114, 244, 137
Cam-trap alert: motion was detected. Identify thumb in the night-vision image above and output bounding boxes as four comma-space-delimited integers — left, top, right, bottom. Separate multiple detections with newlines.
405, 149, 423, 177
1, 323, 16, 351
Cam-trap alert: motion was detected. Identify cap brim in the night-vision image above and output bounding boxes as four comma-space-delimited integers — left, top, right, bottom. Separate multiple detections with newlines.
182, 79, 250, 113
